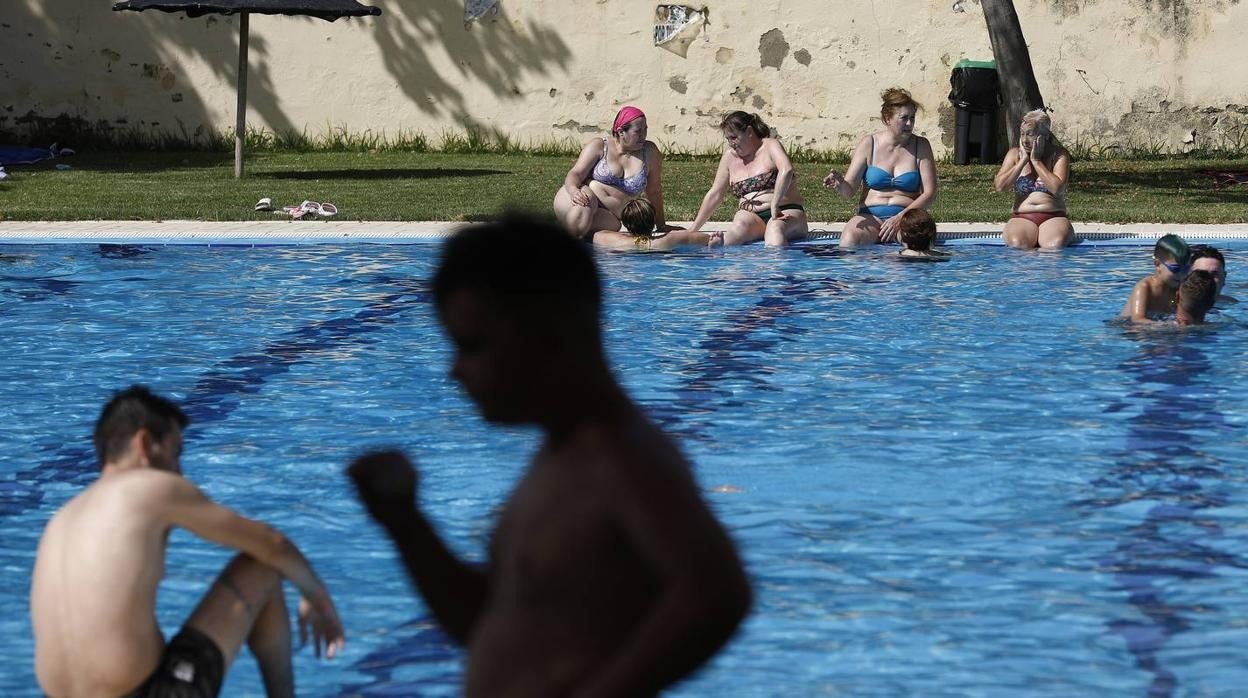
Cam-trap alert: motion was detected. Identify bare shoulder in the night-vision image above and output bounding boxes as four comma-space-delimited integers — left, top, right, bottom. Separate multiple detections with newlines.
914, 136, 935, 158
574, 417, 695, 490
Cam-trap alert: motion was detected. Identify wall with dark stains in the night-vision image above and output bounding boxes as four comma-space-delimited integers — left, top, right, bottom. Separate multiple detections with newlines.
2, 0, 1245, 156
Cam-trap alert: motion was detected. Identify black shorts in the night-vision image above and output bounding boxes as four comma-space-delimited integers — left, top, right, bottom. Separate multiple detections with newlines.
124, 626, 225, 698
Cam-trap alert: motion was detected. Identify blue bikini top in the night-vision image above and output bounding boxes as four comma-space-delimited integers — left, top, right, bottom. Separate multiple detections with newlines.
863, 136, 921, 194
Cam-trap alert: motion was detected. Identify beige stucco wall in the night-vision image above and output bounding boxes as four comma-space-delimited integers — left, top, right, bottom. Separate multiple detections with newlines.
2, 0, 1246, 156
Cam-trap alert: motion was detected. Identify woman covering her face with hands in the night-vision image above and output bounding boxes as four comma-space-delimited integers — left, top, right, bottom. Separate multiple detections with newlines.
993, 109, 1074, 250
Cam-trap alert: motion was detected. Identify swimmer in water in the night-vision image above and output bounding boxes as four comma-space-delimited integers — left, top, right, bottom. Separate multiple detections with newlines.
896, 209, 949, 261
1121, 234, 1192, 323
589, 198, 723, 251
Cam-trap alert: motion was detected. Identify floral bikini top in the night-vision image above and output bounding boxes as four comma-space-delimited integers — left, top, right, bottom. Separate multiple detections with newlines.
1015, 173, 1052, 195
730, 169, 778, 198
591, 138, 648, 196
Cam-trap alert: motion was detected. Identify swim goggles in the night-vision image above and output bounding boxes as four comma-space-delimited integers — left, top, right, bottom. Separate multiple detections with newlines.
1157, 259, 1191, 274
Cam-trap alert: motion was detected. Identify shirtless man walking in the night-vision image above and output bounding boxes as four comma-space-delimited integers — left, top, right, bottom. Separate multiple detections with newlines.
31, 386, 345, 697
348, 213, 752, 697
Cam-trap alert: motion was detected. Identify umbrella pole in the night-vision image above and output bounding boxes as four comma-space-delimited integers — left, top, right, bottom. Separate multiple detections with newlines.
234, 11, 249, 178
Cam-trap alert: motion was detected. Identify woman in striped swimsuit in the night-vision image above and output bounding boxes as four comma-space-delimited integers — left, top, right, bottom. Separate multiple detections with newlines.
685, 111, 808, 247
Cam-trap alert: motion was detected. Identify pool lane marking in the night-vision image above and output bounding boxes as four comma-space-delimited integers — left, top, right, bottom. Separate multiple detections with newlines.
638, 272, 848, 441
1090, 335, 1242, 696
1, 273, 431, 518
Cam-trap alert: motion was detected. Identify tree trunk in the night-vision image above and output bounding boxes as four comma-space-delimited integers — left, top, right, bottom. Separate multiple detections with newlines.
981, 0, 1046, 147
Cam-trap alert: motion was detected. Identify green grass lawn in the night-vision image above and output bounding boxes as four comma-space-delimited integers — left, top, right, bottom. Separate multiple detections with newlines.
1, 150, 1245, 223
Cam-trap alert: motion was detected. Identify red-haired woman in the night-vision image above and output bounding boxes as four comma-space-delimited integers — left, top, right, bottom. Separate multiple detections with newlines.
823, 88, 939, 248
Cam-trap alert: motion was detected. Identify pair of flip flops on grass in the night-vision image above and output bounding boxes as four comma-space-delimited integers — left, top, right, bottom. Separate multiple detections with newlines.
255, 198, 338, 218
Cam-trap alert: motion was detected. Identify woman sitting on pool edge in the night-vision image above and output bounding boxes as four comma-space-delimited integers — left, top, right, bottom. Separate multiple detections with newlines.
684, 111, 808, 247
590, 198, 723, 251
993, 109, 1074, 250
823, 88, 938, 248
553, 106, 671, 240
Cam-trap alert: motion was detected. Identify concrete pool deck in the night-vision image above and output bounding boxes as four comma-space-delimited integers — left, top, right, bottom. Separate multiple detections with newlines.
2, 220, 1248, 245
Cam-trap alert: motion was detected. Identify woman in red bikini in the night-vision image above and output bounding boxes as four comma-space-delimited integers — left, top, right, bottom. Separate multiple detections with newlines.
993, 109, 1074, 250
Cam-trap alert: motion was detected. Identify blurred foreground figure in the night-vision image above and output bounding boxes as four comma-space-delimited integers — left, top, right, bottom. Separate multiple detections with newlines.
349, 213, 752, 697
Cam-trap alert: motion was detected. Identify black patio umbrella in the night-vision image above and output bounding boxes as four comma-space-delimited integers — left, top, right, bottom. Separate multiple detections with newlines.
113, 0, 382, 178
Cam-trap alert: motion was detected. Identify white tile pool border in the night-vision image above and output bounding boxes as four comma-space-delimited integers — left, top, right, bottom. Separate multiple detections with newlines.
2, 220, 1248, 246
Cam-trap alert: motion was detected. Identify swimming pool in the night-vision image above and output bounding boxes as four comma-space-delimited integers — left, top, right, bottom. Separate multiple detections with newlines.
2, 240, 1246, 696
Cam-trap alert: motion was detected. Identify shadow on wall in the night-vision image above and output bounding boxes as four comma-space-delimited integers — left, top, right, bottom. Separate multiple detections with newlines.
374, 0, 571, 131
0, 0, 571, 146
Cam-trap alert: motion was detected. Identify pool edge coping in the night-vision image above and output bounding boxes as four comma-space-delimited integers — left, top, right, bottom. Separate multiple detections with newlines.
3, 220, 1248, 245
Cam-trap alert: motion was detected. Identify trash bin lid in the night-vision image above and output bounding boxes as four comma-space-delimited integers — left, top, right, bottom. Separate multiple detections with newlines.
954, 58, 997, 70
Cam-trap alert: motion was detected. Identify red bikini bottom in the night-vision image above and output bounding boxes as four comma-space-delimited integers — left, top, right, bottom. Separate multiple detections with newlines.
1010, 210, 1068, 226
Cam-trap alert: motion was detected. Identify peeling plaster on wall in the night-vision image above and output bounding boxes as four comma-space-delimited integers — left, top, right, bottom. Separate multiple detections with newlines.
549, 88, 557, 97
715, 47, 734, 64
584, 91, 595, 102
668, 76, 688, 94
553, 119, 598, 133
752, 95, 767, 109
793, 48, 811, 66
1110, 92, 1248, 151
758, 28, 789, 69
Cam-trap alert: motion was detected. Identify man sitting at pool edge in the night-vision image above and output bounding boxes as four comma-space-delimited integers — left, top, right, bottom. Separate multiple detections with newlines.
348, 212, 752, 697
30, 385, 345, 698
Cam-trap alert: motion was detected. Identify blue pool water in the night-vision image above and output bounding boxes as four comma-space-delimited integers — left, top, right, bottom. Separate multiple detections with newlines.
2, 241, 1247, 696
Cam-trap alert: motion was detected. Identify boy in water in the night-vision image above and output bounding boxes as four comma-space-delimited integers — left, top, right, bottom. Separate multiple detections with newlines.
1191, 245, 1237, 304
896, 209, 949, 260
589, 198, 723, 250
348, 213, 751, 697
1175, 269, 1218, 325
30, 386, 344, 698
1121, 233, 1191, 322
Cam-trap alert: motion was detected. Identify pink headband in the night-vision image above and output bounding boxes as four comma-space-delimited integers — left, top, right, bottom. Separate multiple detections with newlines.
612, 106, 645, 133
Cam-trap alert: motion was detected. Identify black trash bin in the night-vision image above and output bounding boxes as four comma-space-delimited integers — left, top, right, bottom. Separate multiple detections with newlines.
948, 59, 999, 165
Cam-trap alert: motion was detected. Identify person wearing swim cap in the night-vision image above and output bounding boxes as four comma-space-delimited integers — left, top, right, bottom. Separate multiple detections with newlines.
823, 88, 939, 248
993, 109, 1075, 250
553, 106, 671, 240
1122, 233, 1192, 322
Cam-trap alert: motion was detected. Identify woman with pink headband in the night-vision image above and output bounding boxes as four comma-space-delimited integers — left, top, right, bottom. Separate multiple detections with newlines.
553, 106, 670, 240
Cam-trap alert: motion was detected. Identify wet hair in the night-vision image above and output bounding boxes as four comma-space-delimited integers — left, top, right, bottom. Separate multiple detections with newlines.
1191, 245, 1225, 266
720, 111, 771, 139
898, 209, 936, 251
1178, 269, 1217, 319
620, 198, 656, 236
880, 87, 922, 123
432, 211, 602, 316
1154, 234, 1191, 265
94, 385, 188, 468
